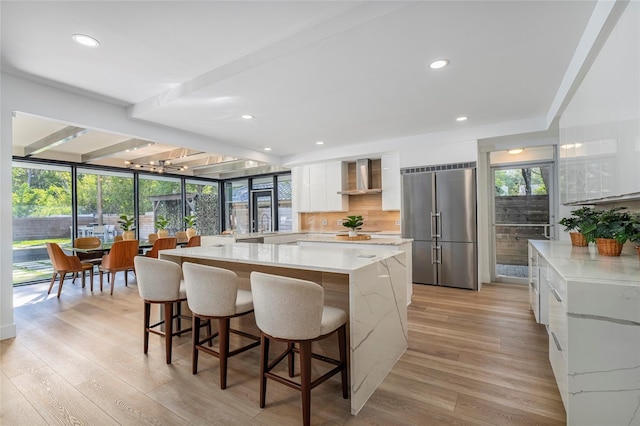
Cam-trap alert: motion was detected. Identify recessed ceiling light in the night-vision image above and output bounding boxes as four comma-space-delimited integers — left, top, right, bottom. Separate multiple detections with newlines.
508, 148, 524, 155
456, 116, 468, 122
264, 147, 272, 151
72, 34, 100, 48
429, 59, 449, 69
241, 114, 254, 120
316, 141, 325, 145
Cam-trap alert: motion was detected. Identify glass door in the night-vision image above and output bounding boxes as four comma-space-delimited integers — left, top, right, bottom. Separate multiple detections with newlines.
251, 190, 273, 233
492, 163, 554, 283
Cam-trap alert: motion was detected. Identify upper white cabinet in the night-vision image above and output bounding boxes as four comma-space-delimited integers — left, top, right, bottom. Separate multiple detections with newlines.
381, 153, 401, 211
292, 162, 348, 213
559, 3, 640, 203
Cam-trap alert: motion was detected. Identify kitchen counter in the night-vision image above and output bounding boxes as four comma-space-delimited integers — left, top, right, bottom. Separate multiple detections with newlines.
160, 243, 408, 415
301, 235, 413, 245
529, 240, 640, 425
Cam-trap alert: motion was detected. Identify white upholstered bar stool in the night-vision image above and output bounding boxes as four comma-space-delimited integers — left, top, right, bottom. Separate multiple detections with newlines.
250, 271, 348, 426
134, 256, 192, 364
182, 262, 260, 389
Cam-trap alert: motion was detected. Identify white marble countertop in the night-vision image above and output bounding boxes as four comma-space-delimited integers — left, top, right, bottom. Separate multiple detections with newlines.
530, 240, 640, 285
301, 235, 413, 245
161, 243, 403, 274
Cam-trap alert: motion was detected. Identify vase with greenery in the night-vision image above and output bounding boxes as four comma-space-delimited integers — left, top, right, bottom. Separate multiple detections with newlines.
558, 206, 598, 246
581, 207, 632, 256
117, 214, 136, 240
156, 215, 170, 238
184, 214, 197, 238
342, 215, 364, 237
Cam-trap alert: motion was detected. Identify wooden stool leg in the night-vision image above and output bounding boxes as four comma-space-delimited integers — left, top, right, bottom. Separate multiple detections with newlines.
218, 318, 230, 389
99, 271, 104, 292
143, 302, 151, 354
299, 341, 312, 426
192, 314, 200, 374
164, 302, 173, 364
207, 320, 213, 347
125, 270, 128, 287
176, 302, 182, 335
89, 268, 94, 291
259, 334, 269, 408
288, 342, 295, 377
81, 270, 86, 288
110, 271, 116, 295
338, 325, 348, 398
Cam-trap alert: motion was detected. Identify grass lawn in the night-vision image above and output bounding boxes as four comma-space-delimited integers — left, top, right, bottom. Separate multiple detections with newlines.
13, 238, 70, 249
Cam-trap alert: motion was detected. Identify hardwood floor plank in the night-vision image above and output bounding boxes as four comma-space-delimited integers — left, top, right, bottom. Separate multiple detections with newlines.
454, 393, 565, 426
10, 366, 119, 425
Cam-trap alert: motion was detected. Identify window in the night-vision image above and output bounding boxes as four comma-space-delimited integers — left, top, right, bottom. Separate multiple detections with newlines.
138, 175, 182, 240
277, 175, 292, 231
12, 161, 72, 285
76, 169, 134, 241
185, 180, 220, 235
224, 180, 249, 233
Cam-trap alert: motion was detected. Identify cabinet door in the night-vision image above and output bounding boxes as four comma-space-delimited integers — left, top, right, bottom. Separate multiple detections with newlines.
291, 166, 310, 213
308, 164, 327, 212
382, 154, 401, 211
325, 161, 348, 211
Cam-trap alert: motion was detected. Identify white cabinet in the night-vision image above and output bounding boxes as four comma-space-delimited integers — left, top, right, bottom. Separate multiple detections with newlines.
527, 242, 548, 325
559, 2, 640, 203
381, 153, 400, 211
530, 240, 640, 425
292, 162, 348, 213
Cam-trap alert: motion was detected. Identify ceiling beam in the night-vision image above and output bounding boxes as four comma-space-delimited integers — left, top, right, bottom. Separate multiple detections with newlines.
24, 126, 87, 157
81, 139, 155, 162
192, 159, 261, 176
128, 147, 203, 165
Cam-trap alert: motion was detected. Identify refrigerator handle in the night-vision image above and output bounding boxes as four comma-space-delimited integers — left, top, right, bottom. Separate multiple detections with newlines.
431, 245, 437, 264
431, 212, 441, 239
435, 245, 442, 264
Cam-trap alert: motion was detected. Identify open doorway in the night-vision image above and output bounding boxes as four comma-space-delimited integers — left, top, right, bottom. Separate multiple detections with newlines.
490, 147, 556, 284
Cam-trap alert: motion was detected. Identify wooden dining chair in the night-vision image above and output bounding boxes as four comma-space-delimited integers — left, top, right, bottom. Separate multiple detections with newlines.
74, 236, 103, 269
114, 235, 124, 242
99, 239, 139, 295
145, 237, 177, 259
46, 242, 94, 298
186, 235, 201, 247
175, 231, 189, 244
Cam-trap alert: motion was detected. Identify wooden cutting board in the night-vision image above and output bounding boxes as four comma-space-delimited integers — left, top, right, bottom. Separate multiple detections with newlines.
335, 234, 371, 241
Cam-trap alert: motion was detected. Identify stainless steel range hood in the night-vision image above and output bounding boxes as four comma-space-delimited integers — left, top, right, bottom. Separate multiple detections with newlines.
338, 158, 382, 194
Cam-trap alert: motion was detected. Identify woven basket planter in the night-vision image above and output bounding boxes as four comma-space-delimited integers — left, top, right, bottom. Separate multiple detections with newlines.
636, 246, 640, 264
595, 238, 624, 256
569, 232, 588, 247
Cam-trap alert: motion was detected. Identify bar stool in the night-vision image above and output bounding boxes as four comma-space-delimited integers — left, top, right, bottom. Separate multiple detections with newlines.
133, 256, 192, 364
182, 262, 260, 389
250, 271, 348, 426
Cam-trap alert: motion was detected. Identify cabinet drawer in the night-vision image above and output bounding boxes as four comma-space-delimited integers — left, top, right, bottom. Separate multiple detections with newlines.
549, 328, 568, 409
547, 266, 566, 302
529, 282, 540, 323
548, 285, 568, 355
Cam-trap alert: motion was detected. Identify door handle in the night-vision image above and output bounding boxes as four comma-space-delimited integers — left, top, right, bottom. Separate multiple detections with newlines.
431, 245, 437, 264
431, 212, 441, 239
543, 224, 550, 239
434, 246, 442, 264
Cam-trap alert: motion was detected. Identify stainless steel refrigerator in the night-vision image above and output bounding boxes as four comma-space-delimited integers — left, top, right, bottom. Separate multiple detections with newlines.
401, 167, 477, 290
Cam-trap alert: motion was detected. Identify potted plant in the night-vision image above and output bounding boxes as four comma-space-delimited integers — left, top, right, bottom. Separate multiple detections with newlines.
628, 212, 640, 263
117, 214, 136, 240
155, 215, 170, 238
342, 215, 364, 237
581, 207, 632, 256
558, 206, 597, 246
184, 214, 197, 238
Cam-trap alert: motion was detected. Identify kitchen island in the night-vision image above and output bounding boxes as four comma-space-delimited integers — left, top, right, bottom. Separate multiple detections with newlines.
159, 243, 407, 415
529, 240, 640, 425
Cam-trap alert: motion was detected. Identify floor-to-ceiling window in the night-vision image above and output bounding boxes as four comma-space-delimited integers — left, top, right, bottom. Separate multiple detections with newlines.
138, 174, 182, 240
277, 174, 292, 231
185, 179, 220, 235
76, 169, 134, 241
12, 161, 72, 285
224, 180, 249, 233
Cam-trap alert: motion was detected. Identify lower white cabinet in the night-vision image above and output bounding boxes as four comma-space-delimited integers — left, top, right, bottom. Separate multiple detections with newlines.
527, 242, 548, 325
530, 240, 640, 425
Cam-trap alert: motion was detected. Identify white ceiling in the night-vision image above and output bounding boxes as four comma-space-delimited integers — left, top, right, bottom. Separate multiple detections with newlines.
2, 1, 598, 175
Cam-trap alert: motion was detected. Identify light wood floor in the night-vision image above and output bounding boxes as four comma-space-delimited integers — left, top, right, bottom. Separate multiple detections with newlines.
2, 276, 565, 425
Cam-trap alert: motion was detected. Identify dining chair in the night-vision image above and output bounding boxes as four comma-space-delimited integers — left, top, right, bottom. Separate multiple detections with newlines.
134, 256, 193, 364
99, 239, 139, 295
74, 237, 103, 269
114, 235, 124, 242
92, 225, 106, 240
175, 231, 189, 244
250, 271, 348, 426
145, 237, 177, 259
46, 242, 94, 298
183, 262, 259, 389
186, 235, 201, 247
